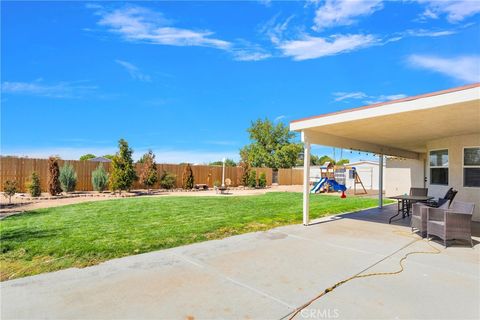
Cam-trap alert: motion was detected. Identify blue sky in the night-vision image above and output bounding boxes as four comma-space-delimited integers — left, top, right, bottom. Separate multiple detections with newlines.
1, 0, 479, 163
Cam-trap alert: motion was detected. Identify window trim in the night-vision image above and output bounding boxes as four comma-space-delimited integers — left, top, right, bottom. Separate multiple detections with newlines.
463, 146, 480, 188
429, 148, 449, 186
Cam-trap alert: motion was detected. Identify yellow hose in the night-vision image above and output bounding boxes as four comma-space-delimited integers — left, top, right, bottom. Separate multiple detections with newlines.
286, 230, 441, 320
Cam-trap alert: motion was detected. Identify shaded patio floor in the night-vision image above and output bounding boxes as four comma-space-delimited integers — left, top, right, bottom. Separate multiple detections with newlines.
1, 205, 479, 319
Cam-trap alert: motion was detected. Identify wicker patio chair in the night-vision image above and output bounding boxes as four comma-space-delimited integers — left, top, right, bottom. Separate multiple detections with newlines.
407, 187, 429, 213
412, 200, 450, 237
410, 187, 428, 196
426, 201, 475, 247
425, 188, 457, 207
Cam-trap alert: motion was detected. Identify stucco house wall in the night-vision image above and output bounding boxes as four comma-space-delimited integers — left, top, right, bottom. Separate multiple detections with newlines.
385, 133, 480, 221
385, 158, 425, 197
426, 133, 480, 221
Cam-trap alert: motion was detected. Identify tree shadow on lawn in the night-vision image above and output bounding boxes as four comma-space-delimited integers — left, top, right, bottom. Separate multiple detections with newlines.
0, 228, 60, 250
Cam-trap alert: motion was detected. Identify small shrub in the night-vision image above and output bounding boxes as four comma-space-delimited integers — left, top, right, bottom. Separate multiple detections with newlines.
92, 164, 109, 192
47, 157, 62, 196
182, 164, 195, 190
27, 172, 41, 197
258, 172, 267, 188
59, 163, 77, 193
247, 170, 257, 188
240, 161, 251, 186
213, 180, 221, 188
159, 171, 176, 190
3, 180, 18, 204
109, 139, 137, 193
139, 150, 158, 192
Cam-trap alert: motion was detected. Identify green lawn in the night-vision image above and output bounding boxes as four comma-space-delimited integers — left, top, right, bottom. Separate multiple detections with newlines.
0, 192, 388, 280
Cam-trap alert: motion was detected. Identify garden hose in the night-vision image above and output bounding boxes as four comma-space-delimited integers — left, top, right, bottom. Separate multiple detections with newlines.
283, 230, 442, 320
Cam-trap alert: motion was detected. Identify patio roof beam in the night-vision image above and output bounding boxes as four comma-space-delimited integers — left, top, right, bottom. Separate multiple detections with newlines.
302, 131, 420, 160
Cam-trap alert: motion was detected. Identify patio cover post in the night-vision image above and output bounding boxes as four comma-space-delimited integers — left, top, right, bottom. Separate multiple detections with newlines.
303, 135, 311, 225
378, 154, 383, 208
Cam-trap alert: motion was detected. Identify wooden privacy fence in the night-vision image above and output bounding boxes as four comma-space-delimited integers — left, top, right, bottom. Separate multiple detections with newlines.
278, 168, 304, 185
0, 157, 274, 192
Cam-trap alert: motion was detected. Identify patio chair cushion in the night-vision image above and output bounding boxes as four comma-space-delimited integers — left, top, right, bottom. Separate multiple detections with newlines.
436, 198, 449, 207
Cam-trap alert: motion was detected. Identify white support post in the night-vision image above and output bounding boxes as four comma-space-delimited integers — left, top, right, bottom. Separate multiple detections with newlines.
303, 139, 311, 226
378, 154, 384, 208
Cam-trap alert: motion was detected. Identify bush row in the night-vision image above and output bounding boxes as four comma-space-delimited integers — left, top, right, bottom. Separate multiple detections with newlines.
3, 139, 267, 199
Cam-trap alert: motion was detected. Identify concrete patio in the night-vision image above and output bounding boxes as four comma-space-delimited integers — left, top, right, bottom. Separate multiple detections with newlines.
1, 205, 479, 319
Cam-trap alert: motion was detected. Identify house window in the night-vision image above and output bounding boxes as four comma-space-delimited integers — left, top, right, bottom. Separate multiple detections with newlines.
464, 147, 480, 187
430, 149, 448, 185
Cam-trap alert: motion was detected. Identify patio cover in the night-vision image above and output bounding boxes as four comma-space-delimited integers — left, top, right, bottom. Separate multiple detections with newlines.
290, 83, 480, 225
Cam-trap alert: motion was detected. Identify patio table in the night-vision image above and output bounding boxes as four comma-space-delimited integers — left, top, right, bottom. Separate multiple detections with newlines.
388, 195, 433, 224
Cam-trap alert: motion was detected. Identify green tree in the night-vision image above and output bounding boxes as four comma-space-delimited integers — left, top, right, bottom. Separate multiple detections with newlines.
209, 159, 237, 167
240, 118, 302, 169
109, 139, 137, 193
275, 144, 303, 169
48, 157, 62, 196
310, 155, 320, 165
319, 155, 335, 165
59, 163, 77, 193
79, 154, 96, 161
159, 171, 176, 190
92, 164, 109, 192
3, 180, 18, 204
102, 154, 115, 160
182, 164, 195, 189
139, 150, 158, 192
336, 159, 350, 166
27, 172, 41, 197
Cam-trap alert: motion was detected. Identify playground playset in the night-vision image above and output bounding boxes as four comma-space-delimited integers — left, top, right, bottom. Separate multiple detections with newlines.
310, 162, 367, 197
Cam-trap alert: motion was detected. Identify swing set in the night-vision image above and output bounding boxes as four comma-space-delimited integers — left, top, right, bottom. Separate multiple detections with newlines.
314, 162, 367, 195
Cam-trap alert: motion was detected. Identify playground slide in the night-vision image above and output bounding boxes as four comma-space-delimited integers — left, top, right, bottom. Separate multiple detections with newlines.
310, 178, 327, 193
328, 179, 347, 192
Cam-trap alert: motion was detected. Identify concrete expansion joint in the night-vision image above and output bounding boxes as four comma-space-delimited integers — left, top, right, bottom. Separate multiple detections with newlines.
170, 252, 295, 310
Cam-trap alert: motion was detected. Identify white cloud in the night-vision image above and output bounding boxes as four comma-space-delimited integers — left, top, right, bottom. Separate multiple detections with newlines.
333, 91, 368, 102
258, 0, 272, 7
233, 50, 272, 61
313, 0, 383, 30
202, 140, 238, 146
95, 6, 231, 50
417, 0, 480, 23
333, 91, 406, 104
91, 5, 273, 62
364, 94, 407, 104
408, 54, 480, 83
405, 29, 456, 37
1, 80, 97, 98
382, 94, 407, 100
274, 115, 287, 122
279, 34, 378, 61
260, 14, 296, 45
115, 59, 151, 81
